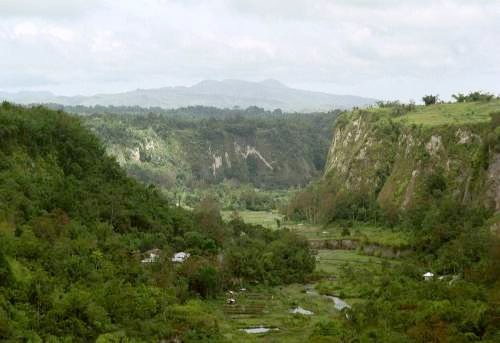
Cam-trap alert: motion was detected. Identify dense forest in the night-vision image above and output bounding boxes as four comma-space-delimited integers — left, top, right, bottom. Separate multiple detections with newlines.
0, 103, 314, 342
76, 106, 338, 203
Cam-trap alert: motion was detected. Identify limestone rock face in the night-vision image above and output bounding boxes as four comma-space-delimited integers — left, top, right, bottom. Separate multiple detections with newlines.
487, 153, 500, 211
86, 113, 334, 189
324, 110, 498, 213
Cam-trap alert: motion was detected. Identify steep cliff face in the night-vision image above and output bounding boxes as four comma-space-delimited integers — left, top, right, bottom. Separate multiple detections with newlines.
324, 104, 500, 214
85, 113, 335, 189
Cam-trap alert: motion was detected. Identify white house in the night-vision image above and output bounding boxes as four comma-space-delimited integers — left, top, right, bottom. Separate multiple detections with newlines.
171, 252, 190, 263
141, 249, 161, 263
423, 272, 434, 281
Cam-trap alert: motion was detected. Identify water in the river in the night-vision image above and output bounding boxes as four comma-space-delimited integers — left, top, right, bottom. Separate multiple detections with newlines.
241, 326, 279, 334
304, 285, 351, 311
326, 296, 351, 311
290, 306, 314, 315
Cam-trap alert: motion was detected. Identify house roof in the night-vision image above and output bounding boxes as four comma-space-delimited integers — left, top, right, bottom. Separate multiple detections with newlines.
171, 251, 190, 262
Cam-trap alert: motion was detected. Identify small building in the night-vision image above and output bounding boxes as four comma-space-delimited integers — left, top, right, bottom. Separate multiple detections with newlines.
141, 248, 161, 263
171, 252, 190, 263
423, 272, 434, 281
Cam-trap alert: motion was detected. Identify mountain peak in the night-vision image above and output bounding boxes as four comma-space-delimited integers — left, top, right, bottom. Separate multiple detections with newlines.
259, 79, 286, 88
1, 79, 378, 111
192, 79, 287, 89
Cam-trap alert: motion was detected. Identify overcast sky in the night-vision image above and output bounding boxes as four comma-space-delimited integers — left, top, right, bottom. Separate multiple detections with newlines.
0, 0, 499, 101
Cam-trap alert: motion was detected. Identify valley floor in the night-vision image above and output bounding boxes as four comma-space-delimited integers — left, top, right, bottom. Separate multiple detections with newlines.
221, 210, 284, 230
216, 211, 407, 341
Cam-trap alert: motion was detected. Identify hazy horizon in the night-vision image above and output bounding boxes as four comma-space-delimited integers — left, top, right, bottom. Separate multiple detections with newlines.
1, 0, 499, 102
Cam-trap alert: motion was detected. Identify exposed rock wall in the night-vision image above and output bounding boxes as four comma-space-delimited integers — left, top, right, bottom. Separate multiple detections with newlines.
88, 119, 327, 189
324, 111, 498, 213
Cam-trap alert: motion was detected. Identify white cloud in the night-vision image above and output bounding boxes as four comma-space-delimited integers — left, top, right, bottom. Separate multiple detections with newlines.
0, 0, 499, 100
10, 22, 75, 42
0, 0, 102, 19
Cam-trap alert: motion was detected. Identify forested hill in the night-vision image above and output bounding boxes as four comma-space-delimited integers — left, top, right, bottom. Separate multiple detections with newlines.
81, 106, 339, 190
0, 103, 314, 341
288, 99, 500, 226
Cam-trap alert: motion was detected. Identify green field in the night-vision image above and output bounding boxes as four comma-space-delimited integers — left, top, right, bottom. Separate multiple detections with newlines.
211, 248, 396, 341
222, 210, 284, 230
286, 221, 411, 248
217, 211, 410, 340
315, 249, 393, 275
397, 100, 500, 126
223, 210, 411, 247
348, 99, 500, 127
213, 283, 344, 342
313, 249, 403, 306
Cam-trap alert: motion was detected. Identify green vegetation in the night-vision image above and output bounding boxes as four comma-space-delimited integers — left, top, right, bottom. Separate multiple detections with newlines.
398, 99, 500, 126
288, 100, 500, 225
287, 222, 411, 248
283, 98, 500, 341
215, 283, 344, 342
335, 98, 500, 127
80, 106, 338, 193
452, 91, 497, 103
422, 94, 439, 106
314, 249, 393, 276
0, 103, 315, 342
2, 96, 500, 341
221, 210, 284, 230
185, 183, 291, 212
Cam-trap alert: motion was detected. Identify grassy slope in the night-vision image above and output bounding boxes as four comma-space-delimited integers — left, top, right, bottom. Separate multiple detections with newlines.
351, 99, 500, 127
397, 100, 500, 126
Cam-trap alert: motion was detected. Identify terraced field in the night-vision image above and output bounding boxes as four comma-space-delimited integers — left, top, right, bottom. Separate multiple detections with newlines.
212, 245, 399, 341
215, 285, 344, 342
217, 212, 410, 340
287, 222, 411, 248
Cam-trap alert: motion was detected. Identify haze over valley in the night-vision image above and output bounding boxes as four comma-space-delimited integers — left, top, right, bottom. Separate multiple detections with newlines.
0, 79, 377, 112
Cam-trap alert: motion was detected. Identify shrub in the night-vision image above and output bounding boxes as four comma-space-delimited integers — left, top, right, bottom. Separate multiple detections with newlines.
452, 91, 495, 103
422, 95, 439, 106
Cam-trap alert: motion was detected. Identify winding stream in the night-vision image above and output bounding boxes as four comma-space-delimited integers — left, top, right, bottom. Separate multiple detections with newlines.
305, 285, 351, 311
241, 326, 279, 334
326, 296, 351, 311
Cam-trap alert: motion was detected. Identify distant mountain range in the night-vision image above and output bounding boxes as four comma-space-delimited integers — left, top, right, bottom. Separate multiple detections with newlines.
0, 79, 376, 112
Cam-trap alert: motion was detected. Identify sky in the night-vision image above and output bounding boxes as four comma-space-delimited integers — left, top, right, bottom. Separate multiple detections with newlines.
0, 0, 499, 101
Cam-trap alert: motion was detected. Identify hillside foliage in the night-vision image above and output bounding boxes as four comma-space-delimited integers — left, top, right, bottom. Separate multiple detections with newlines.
0, 103, 314, 342
286, 100, 500, 341
78, 106, 338, 198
